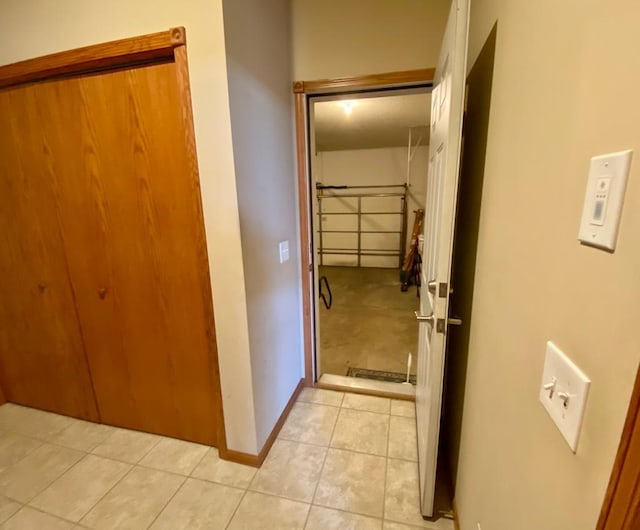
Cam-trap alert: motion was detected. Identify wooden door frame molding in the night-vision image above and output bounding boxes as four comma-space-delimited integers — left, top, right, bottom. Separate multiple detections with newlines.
598, 364, 640, 529
293, 68, 435, 386
0, 28, 185, 89
0, 28, 227, 452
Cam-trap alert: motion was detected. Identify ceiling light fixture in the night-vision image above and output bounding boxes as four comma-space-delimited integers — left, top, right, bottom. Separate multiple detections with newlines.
339, 100, 355, 116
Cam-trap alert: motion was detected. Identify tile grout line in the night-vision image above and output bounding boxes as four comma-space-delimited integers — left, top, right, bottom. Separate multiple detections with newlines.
303, 394, 342, 529
224, 485, 251, 529
26, 451, 94, 513
9, 503, 80, 526
277, 432, 417, 462
15, 449, 87, 509
77, 463, 138, 527
144, 474, 189, 530
383, 407, 391, 524
186, 446, 213, 479
75, 433, 169, 528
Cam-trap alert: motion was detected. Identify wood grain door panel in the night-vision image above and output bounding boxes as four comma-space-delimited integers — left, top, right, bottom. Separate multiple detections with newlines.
41, 62, 218, 444
0, 85, 99, 421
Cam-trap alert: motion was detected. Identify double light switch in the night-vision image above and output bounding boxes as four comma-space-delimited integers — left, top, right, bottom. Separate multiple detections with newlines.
539, 341, 591, 452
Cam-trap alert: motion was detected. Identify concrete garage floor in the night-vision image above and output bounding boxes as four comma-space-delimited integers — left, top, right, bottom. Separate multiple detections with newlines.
318, 266, 419, 378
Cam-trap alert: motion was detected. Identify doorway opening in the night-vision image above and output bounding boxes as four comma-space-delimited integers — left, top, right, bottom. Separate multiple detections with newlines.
303, 82, 434, 397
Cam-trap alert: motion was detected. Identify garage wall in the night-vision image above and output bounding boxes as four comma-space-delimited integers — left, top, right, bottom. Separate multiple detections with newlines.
313, 147, 428, 267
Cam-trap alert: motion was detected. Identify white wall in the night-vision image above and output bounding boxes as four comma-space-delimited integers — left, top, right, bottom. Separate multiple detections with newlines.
454, 1, 640, 529
292, 0, 451, 80
222, 0, 303, 449
0, 0, 258, 453
313, 147, 428, 267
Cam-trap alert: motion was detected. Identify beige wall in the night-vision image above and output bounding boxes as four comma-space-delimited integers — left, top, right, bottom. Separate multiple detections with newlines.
0, 0, 259, 453
222, 0, 303, 449
292, 0, 450, 80
455, 1, 640, 529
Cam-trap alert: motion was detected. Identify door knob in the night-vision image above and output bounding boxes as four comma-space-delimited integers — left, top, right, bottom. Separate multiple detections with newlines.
427, 280, 437, 294
98, 287, 108, 300
448, 317, 462, 325
415, 311, 434, 324
37, 282, 47, 293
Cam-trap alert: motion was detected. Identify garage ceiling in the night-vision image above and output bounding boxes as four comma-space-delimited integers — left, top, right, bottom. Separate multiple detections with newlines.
314, 92, 431, 151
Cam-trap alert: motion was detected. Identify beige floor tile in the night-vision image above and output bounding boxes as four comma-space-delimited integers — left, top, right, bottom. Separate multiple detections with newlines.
150, 478, 243, 530
49, 421, 115, 453
0, 431, 42, 472
314, 448, 386, 518
80, 466, 184, 530
383, 520, 453, 530
0, 406, 76, 441
91, 428, 161, 464
0, 405, 27, 432
139, 438, 208, 475
227, 491, 309, 530
306, 506, 382, 529
385, 459, 432, 527
0, 443, 83, 503
383, 522, 426, 529
298, 388, 344, 407
249, 439, 326, 502
191, 448, 256, 489
278, 402, 338, 446
388, 416, 417, 461
30, 455, 130, 522
330, 409, 389, 456
342, 394, 391, 415
390, 400, 416, 418
0, 495, 21, 524
2, 506, 74, 529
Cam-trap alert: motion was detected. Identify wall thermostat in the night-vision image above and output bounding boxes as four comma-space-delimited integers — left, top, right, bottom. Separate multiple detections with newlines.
578, 150, 632, 251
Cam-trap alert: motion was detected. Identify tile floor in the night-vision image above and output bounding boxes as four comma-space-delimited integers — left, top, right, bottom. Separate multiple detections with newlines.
0, 389, 454, 529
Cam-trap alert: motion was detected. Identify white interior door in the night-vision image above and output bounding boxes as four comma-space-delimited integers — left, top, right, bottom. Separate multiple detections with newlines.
416, 0, 469, 517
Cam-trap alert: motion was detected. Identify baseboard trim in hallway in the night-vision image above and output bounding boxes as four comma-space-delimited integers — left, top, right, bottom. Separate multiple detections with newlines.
218, 378, 305, 467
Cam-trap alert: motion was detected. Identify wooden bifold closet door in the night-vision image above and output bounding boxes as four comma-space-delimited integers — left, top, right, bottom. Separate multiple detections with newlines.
0, 38, 219, 446
0, 86, 99, 421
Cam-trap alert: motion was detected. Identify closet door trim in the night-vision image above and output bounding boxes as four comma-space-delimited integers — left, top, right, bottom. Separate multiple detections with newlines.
0, 27, 185, 89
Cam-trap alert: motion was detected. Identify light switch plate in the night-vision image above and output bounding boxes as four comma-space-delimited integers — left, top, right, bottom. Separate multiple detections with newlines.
578, 149, 632, 251
278, 240, 290, 263
539, 341, 591, 452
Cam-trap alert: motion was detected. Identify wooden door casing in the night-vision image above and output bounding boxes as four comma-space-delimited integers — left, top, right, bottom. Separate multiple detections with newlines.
38, 61, 219, 445
0, 85, 99, 421
598, 365, 640, 529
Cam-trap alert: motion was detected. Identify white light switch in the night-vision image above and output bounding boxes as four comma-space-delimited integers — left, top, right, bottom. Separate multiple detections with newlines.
578, 149, 633, 251
278, 240, 289, 263
539, 341, 591, 452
